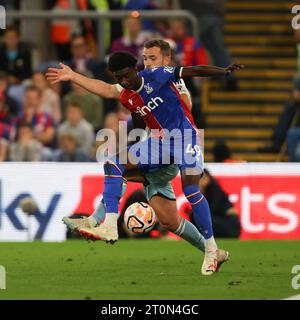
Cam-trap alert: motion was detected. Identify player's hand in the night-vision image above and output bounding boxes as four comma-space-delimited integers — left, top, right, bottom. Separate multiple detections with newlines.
225, 63, 245, 76
46, 63, 74, 84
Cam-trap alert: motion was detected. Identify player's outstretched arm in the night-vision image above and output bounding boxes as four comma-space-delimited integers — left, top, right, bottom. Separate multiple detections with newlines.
181, 63, 244, 78
46, 63, 120, 99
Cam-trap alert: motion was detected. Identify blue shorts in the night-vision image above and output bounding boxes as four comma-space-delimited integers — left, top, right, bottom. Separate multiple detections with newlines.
128, 130, 203, 175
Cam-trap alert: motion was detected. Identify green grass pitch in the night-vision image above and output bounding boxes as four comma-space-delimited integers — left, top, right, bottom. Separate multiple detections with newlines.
0, 239, 299, 300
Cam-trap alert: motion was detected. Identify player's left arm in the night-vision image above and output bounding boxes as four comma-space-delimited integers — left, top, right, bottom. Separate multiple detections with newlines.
180, 63, 244, 78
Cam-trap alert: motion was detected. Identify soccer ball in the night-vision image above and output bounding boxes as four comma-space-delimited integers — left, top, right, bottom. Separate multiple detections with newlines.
124, 202, 156, 233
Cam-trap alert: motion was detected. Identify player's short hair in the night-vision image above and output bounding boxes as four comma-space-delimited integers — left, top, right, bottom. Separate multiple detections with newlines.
108, 51, 138, 72
144, 39, 171, 57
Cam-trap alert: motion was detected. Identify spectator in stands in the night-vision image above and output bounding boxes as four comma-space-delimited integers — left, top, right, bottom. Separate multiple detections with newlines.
212, 140, 232, 162
294, 27, 300, 72
123, 0, 159, 33
8, 122, 43, 162
65, 34, 108, 81
0, 138, 8, 161
258, 73, 300, 154
58, 103, 94, 154
89, 0, 124, 53
53, 132, 91, 162
0, 25, 32, 83
96, 112, 121, 159
0, 71, 19, 115
63, 74, 104, 131
287, 73, 300, 162
176, 0, 238, 90
0, 90, 16, 142
111, 13, 152, 67
32, 72, 62, 124
287, 126, 300, 162
195, 169, 241, 238
61, 35, 118, 113
168, 18, 209, 128
169, 18, 209, 67
49, 0, 81, 61
16, 86, 56, 147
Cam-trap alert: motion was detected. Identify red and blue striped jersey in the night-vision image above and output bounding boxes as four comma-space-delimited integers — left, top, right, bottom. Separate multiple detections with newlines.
117, 66, 196, 134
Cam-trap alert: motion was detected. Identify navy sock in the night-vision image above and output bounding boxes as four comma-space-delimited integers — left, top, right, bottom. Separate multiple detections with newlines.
102, 160, 125, 213
183, 185, 213, 239
92, 183, 127, 223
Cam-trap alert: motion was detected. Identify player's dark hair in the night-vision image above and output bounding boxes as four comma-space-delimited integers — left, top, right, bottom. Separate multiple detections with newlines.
144, 39, 171, 57
108, 51, 138, 72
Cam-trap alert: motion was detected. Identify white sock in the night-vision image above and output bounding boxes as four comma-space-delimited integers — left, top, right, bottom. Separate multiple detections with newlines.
104, 213, 118, 226
205, 236, 218, 252
87, 216, 97, 227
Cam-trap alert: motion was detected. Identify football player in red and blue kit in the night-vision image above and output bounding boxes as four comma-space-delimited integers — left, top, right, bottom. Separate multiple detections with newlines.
47, 50, 243, 274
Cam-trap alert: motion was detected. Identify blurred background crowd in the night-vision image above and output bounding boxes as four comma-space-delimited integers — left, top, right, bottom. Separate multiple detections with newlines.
0, 0, 240, 163
0, 0, 300, 162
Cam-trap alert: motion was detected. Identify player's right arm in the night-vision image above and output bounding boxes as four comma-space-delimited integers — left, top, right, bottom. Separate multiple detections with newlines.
46, 63, 120, 99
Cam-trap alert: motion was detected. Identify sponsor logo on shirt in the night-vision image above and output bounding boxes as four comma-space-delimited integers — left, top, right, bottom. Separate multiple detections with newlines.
136, 97, 163, 117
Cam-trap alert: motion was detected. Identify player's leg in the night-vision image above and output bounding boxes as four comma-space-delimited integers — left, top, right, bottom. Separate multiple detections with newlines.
176, 130, 222, 275
149, 195, 205, 253
144, 166, 205, 252
70, 168, 154, 238
63, 181, 128, 232
79, 138, 160, 242
79, 147, 140, 242
81, 170, 146, 228
181, 171, 221, 275
145, 166, 229, 270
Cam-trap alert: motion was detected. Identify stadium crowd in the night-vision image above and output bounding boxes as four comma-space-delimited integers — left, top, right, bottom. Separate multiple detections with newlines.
0, 0, 238, 163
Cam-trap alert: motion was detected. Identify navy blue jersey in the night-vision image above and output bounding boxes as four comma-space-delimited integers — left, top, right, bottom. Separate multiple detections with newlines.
118, 66, 196, 133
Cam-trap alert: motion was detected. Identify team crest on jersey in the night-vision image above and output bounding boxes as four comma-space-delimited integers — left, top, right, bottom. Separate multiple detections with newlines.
163, 66, 175, 74
144, 83, 154, 94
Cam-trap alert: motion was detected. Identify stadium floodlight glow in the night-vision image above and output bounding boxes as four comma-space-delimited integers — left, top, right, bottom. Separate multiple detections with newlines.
0, 6, 5, 30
